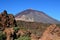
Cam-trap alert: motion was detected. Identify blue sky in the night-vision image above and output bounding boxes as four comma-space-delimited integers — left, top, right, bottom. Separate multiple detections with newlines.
0, 0, 60, 21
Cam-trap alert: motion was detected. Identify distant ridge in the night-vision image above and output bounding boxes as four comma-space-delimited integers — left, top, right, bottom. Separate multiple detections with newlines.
15, 9, 60, 24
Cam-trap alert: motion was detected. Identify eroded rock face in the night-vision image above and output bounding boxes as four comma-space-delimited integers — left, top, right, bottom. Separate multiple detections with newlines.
0, 10, 17, 30
39, 24, 60, 40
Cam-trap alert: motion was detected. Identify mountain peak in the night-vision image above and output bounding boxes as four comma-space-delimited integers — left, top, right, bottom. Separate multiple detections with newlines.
27, 8, 33, 10
15, 9, 60, 24
24, 8, 36, 12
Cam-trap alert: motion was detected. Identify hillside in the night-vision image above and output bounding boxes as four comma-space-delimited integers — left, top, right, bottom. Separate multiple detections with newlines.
16, 21, 60, 40
0, 10, 60, 40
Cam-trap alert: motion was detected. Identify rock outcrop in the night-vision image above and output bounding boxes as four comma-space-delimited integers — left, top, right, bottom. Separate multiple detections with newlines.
3, 27, 14, 40
39, 24, 60, 40
16, 29, 31, 37
0, 10, 17, 30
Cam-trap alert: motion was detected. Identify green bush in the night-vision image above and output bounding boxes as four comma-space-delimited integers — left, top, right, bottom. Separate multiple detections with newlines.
0, 31, 6, 40
13, 27, 20, 32
15, 36, 31, 40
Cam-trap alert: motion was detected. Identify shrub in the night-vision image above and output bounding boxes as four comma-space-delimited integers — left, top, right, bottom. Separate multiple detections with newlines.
0, 31, 6, 40
13, 27, 20, 32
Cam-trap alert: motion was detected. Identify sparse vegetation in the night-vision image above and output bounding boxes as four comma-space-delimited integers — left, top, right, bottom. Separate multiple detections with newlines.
0, 31, 6, 40
15, 35, 31, 40
16, 20, 51, 36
